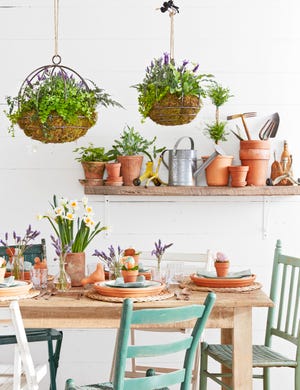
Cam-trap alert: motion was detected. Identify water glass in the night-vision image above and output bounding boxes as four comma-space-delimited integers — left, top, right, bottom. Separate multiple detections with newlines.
30, 268, 48, 289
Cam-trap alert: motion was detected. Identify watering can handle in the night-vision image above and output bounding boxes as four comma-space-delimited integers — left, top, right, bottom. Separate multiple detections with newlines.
173, 136, 195, 152
161, 150, 169, 169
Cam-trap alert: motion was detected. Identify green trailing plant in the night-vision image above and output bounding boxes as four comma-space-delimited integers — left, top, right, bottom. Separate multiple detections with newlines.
109, 125, 157, 160
5, 70, 122, 138
132, 53, 213, 121
73, 143, 114, 162
203, 83, 233, 144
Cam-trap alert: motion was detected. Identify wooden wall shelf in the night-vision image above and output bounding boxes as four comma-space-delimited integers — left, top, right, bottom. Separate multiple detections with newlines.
83, 185, 300, 197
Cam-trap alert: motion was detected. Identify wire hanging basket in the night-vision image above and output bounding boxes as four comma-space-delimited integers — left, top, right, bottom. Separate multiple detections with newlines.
16, 56, 97, 143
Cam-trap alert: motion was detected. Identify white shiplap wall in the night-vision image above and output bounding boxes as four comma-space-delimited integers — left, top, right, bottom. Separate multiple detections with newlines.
0, 1, 299, 388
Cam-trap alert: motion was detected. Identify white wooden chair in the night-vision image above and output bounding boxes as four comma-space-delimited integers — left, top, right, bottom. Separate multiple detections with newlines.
0, 301, 47, 390
110, 250, 213, 390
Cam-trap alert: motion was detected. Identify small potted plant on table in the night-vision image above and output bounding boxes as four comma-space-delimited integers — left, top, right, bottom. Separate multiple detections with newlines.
121, 256, 139, 283
214, 251, 230, 277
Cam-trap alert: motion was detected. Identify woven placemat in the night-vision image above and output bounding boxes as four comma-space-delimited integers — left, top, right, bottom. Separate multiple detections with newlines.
0, 289, 40, 302
179, 280, 262, 293
86, 289, 174, 303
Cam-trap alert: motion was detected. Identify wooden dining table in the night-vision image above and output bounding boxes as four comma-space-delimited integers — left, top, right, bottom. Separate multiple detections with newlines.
0, 285, 273, 390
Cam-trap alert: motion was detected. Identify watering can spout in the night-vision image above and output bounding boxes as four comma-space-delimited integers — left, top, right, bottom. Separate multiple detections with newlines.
193, 145, 225, 178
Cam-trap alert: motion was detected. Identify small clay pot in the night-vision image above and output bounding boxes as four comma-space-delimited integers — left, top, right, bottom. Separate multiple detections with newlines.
215, 261, 230, 277
229, 165, 249, 187
122, 269, 139, 283
105, 162, 121, 179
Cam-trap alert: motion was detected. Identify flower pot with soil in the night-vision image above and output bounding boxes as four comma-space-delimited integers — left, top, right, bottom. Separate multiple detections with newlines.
214, 252, 230, 277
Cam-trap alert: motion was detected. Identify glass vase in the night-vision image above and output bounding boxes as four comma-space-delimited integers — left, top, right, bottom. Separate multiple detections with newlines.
12, 254, 24, 280
109, 261, 122, 280
54, 259, 71, 292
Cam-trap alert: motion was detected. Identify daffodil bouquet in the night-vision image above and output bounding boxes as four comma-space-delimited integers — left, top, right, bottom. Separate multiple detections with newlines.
40, 195, 107, 253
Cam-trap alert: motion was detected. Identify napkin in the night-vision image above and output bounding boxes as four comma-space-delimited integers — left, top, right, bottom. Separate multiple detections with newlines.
196, 269, 252, 279
114, 275, 146, 287
0, 276, 15, 287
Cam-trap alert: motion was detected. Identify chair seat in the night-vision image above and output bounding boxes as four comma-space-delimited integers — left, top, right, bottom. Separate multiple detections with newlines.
65, 379, 113, 389
206, 344, 297, 368
0, 328, 62, 344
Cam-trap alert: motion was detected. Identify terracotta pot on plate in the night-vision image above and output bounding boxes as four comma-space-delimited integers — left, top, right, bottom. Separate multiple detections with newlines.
117, 155, 143, 186
215, 261, 230, 277
202, 155, 233, 186
122, 269, 139, 283
65, 252, 85, 287
239, 140, 270, 186
229, 165, 249, 187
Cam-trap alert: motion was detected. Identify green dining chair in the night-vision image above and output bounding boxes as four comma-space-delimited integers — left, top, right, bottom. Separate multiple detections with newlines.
65, 292, 216, 390
0, 239, 63, 390
200, 239, 300, 390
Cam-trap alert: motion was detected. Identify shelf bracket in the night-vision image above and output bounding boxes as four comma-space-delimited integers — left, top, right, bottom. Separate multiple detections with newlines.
103, 196, 111, 237
262, 197, 270, 240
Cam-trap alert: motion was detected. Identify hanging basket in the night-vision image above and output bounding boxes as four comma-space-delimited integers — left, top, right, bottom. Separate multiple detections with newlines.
17, 110, 96, 144
148, 94, 201, 126
12, 59, 98, 143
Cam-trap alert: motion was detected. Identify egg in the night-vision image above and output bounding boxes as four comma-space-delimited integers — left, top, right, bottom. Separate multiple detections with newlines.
123, 256, 135, 270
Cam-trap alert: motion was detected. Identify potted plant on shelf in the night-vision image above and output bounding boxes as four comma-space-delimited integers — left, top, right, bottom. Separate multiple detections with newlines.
202, 83, 234, 186
132, 53, 213, 126
73, 143, 115, 186
109, 125, 157, 186
5, 66, 122, 143
214, 251, 230, 277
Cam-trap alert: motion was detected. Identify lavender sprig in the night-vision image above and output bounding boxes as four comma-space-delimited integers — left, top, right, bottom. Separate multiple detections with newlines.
93, 245, 123, 268
151, 239, 173, 271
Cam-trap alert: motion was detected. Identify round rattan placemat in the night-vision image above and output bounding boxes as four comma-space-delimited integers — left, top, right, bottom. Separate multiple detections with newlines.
180, 280, 262, 293
86, 289, 174, 303
0, 289, 40, 302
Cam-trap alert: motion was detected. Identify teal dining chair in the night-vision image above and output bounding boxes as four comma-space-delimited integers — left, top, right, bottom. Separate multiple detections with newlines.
0, 239, 63, 390
200, 239, 300, 390
65, 292, 216, 390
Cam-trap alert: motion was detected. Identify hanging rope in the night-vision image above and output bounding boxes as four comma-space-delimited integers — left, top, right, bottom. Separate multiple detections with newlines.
53, 0, 61, 64
159, 1, 179, 61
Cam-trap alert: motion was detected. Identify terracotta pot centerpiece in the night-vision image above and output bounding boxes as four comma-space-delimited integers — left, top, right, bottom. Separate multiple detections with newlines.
214, 251, 230, 277
121, 256, 139, 283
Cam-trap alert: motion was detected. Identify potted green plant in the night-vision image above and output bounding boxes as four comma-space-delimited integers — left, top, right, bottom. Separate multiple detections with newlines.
202, 83, 234, 186
132, 53, 213, 126
73, 143, 115, 185
109, 125, 157, 186
5, 67, 122, 144
121, 256, 139, 283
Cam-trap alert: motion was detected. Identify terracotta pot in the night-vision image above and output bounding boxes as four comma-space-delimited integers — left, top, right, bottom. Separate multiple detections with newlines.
203, 155, 233, 186
105, 162, 121, 179
117, 155, 143, 186
215, 261, 230, 277
81, 161, 105, 180
65, 252, 85, 287
239, 140, 270, 186
122, 269, 139, 283
229, 165, 249, 187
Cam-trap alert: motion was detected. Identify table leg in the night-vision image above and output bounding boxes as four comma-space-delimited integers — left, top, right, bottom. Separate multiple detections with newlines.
221, 328, 232, 390
232, 307, 252, 390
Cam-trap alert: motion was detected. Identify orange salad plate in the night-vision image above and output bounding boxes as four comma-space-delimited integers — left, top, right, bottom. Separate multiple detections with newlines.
190, 274, 256, 288
94, 280, 164, 298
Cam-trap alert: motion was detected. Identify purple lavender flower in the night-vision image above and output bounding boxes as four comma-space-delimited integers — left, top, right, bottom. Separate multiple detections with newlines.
163, 52, 169, 65
151, 239, 173, 258
182, 59, 189, 67
192, 64, 199, 73
93, 245, 123, 268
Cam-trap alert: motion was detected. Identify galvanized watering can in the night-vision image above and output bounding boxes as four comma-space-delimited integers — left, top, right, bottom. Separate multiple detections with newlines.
161, 136, 197, 186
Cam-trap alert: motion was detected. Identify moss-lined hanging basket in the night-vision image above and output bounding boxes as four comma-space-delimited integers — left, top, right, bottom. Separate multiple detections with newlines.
148, 94, 201, 126
17, 110, 96, 144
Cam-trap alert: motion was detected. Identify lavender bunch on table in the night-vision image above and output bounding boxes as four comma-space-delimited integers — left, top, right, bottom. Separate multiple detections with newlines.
151, 239, 173, 272
93, 245, 123, 270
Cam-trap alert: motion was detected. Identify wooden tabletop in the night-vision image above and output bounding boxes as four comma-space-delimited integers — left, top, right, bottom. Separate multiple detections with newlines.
1, 287, 273, 329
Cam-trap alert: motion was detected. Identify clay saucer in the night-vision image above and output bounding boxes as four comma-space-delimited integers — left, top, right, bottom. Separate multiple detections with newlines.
94, 280, 164, 298
190, 273, 256, 288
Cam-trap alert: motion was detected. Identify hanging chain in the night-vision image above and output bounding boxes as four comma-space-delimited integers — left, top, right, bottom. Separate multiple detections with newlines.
53, 0, 61, 64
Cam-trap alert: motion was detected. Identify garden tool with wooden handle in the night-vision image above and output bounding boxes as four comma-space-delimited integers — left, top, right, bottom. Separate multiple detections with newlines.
227, 112, 257, 140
